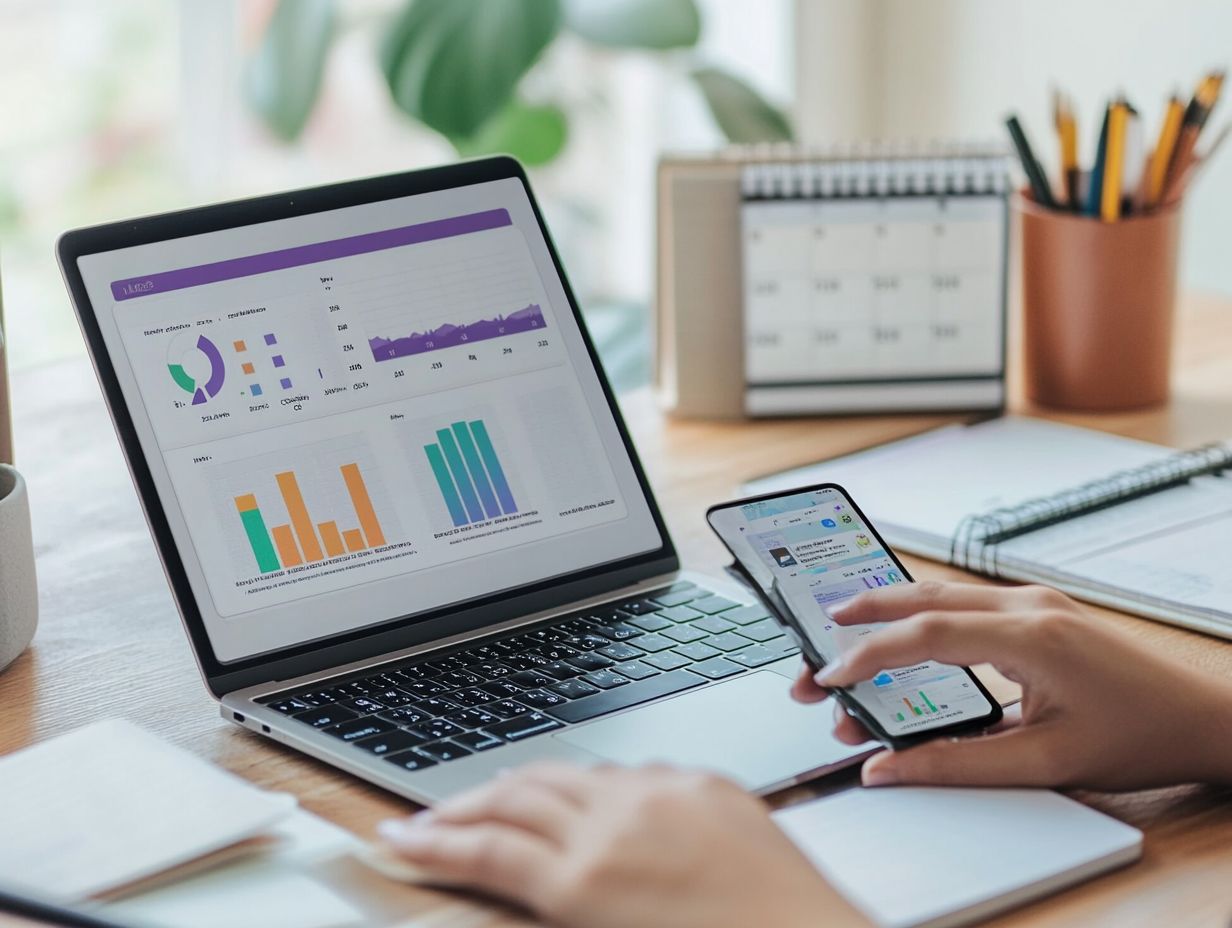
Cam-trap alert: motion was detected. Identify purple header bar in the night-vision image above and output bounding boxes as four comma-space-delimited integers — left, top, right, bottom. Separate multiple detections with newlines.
110, 208, 512, 301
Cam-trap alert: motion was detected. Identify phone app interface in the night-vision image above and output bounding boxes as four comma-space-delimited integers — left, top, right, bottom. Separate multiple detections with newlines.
712, 488, 994, 736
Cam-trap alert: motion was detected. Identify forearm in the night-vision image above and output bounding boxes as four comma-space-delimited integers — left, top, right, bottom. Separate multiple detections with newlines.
1185, 673, 1232, 784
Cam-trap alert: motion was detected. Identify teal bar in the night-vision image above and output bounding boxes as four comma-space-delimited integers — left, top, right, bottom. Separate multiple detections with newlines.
239, 506, 281, 573
424, 444, 468, 526
470, 420, 517, 514
451, 421, 500, 519
437, 429, 484, 522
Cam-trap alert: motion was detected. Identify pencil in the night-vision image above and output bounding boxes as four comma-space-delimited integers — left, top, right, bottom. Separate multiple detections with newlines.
1147, 96, 1185, 207
1101, 102, 1128, 221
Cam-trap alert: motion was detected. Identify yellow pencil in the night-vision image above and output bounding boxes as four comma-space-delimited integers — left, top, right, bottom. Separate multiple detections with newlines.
1147, 96, 1185, 207
1101, 101, 1129, 221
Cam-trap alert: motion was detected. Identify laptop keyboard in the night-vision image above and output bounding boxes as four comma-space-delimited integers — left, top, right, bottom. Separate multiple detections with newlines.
260, 581, 799, 773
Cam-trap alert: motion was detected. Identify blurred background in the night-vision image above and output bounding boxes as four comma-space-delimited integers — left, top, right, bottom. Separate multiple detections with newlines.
2, 0, 1229, 388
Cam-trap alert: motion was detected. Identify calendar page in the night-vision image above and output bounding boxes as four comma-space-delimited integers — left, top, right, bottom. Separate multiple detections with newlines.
740, 158, 1008, 416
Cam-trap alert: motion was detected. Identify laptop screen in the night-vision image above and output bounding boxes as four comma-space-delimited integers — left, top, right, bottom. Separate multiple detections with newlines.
73, 175, 664, 663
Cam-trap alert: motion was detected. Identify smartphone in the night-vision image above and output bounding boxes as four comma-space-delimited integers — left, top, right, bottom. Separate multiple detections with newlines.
707, 483, 1002, 750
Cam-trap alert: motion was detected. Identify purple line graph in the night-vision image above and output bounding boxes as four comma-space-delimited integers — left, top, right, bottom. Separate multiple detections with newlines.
368, 304, 546, 363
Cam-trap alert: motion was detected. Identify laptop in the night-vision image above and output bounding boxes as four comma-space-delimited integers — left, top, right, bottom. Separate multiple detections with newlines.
56, 157, 868, 804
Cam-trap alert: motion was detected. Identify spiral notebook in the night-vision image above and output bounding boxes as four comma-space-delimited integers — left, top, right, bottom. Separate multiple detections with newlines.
745, 417, 1232, 638
740, 151, 1011, 415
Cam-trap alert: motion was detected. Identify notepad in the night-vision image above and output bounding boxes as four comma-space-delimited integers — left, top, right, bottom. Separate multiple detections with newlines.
746, 416, 1232, 637
773, 787, 1142, 928
0, 719, 296, 901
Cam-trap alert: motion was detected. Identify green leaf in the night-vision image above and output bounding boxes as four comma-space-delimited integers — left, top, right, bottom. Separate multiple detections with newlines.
243, 0, 336, 142
563, 0, 700, 49
380, 0, 562, 143
456, 102, 568, 166
690, 66, 793, 143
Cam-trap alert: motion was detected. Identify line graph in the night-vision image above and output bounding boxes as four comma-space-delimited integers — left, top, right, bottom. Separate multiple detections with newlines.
368, 304, 546, 362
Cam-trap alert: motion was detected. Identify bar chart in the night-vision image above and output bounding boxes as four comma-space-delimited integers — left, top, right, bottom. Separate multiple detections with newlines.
232, 461, 388, 573
423, 419, 518, 527
894, 690, 940, 722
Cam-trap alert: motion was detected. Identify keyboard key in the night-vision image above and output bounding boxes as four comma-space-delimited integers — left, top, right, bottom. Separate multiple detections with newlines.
690, 595, 742, 615
454, 731, 505, 752
509, 670, 557, 689
449, 688, 498, 708
674, 642, 720, 661
723, 605, 772, 626
483, 712, 564, 742
379, 707, 430, 727
529, 644, 580, 663
625, 633, 676, 653
466, 644, 512, 662
556, 618, 594, 634
518, 689, 570, 710
292, 690, 340, 707
541, 661, 582, 681
437, 670, 483, 689
592, 623, 644, 642
663, 625, 708, 644
324, 717, 396, 742
412, 697, 462, 716
703, 632, 754, 653
735, 619, 787, 643
424, 656, 469, 673
563, 634, 609, 651
466, 661, 515, 679
354, 729, 427, 756
339, 696, 387, 715
478, 681, 523, 700
488, 699, 531, 718
584, 609, 633, 625
728, 645, 789, 668
406, 718, 466, 741
642, 651, 692, 671
525, 627, 569, 644
626, 614, 673, 632
369, 688, 416, 708
692, 615, 736, 635
293, 706, 359, 729
547, 670, 707, 724
448, 708, 502, 729
615, 599, 660, 616
687, 657, 745, 680
416, 741, 474, 762
401, 679, 448, 698
548, 678, 601, 699
613, 660, 659, 681
504, 655, 552, 671
391, 664, 440, 682
658, 605, 705, 623
598, 642, 644, 661
565, 652, 614, 672
268, 696, 312, 714
653, 590, 699, 608
582, 670, 630, 690
384, 751, 437, 772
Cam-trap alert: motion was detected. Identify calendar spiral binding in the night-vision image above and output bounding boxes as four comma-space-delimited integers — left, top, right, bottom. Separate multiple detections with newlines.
740, 145, 1013, 201
949, 442, 1232, 578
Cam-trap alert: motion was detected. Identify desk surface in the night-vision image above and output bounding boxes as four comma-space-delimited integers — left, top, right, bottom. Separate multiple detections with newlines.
2, 292, 1231, 927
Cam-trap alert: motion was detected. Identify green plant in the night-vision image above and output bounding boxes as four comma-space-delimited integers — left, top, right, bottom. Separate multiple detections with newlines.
244, 0, 793, 165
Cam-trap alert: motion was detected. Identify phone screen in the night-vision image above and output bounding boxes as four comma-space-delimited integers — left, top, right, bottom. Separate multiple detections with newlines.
708, 486, 998, 738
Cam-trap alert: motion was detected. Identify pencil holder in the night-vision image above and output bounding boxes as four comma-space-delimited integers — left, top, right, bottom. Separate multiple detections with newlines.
1016, 193, 1181, 410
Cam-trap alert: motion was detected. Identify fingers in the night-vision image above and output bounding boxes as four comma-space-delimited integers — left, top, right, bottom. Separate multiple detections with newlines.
382, 821, 556, 898
861, 724, 1064, 788
790, 662, 831, 704
814, 611, 1032, 687
829, 581, 1048, 626
429, 779, 579, 843
500, 761, 598, 807
832, 700, 874, 745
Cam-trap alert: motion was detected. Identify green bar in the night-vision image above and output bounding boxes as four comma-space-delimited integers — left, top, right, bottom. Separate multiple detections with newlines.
896, 712, 905, 722
912, 705, 922, 716
239, 506, 281, 573
451, 421, 500, 519
470, 420, 517, 514
920, 690, 938, 713
424, 444, 468, 527
437, 429, 484, 522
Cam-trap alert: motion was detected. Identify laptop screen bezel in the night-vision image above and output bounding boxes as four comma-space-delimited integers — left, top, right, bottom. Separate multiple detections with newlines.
56, 156, 678, 697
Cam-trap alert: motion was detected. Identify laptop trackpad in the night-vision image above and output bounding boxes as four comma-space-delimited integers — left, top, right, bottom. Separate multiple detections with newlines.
555, 671, 869, 790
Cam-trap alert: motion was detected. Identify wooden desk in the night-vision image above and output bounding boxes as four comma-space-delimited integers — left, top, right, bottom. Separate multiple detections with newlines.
2, 293, 1231, 926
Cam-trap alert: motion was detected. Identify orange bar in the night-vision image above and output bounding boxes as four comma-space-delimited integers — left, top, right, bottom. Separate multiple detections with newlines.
318, 521, 344, 558
275, 471, 324, 561
342, 528, 365, 552
270, 524, 302, 567
234, 493, 259, 512
340, 463, 386, 547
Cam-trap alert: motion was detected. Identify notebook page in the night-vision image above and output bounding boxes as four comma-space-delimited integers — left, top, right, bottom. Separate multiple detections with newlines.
746, 417, 1171, 549
0, 719, 296, 901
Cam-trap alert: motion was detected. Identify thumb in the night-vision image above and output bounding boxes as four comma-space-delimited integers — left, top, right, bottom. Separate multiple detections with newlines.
862, 726, 1061, 788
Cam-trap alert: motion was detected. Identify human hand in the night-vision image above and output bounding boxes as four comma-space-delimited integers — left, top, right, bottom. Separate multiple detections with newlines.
378, 763, 867, 928
792, 581, 1232, 790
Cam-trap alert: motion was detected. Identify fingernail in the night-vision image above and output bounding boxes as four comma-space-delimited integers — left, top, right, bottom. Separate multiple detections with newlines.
827, 601, 853, 619
377, 813, 432, 843
813, 659, 843, 684
863, 764, 899, 787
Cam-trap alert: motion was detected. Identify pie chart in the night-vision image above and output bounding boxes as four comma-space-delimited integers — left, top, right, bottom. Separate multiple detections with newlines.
167, 333, 225, 405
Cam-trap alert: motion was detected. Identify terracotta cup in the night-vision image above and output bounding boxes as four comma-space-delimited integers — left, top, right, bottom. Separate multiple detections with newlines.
1017, 192, 1181, 410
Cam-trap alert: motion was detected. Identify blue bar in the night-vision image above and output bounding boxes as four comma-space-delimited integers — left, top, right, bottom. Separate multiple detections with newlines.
451, 422, 500, 519
437, 429, 484, 522
424, 444, 468, 527
470, 420, 517, 514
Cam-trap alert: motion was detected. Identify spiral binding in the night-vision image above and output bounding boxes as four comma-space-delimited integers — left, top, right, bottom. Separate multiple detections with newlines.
950, 442, 1232, 576
740, 146, 1012, 201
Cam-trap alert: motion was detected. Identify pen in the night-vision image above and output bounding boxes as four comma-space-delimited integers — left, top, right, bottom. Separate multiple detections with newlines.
1163, 70, 1225, 202
1085, 103, 1110, 216
1005, 114, 1056, 208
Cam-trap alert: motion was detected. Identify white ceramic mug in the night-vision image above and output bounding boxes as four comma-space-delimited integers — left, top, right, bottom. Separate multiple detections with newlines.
0, 464, 37, 671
